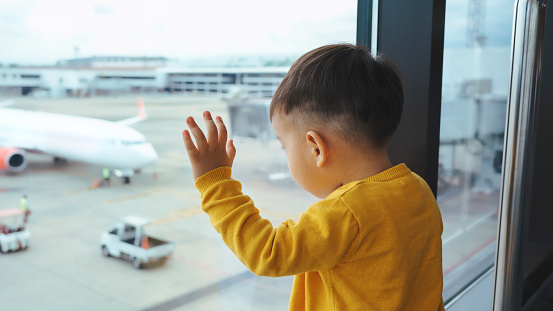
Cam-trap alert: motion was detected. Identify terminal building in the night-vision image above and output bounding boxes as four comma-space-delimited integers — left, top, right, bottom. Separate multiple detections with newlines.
0, 56, 289, 98
160, 67, 288, 98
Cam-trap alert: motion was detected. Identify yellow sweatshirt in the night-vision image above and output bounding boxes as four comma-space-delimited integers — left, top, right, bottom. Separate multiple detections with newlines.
195, 164, 444, 311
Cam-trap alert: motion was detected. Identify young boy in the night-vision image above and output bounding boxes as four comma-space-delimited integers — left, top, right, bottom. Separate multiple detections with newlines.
182, 44, 444, 310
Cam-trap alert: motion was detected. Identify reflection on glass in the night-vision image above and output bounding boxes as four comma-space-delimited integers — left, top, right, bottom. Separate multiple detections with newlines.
439, 0, 514, 300
0, 0, 356, 310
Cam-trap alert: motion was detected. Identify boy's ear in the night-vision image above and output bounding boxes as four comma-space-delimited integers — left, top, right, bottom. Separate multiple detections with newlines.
306, 131, 327, 167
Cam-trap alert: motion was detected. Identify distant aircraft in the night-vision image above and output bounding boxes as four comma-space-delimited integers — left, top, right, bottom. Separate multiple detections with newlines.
0, 98, 157, 183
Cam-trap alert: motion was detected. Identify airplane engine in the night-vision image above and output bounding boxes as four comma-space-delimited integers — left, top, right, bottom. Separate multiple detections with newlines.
0, 147, 27, 172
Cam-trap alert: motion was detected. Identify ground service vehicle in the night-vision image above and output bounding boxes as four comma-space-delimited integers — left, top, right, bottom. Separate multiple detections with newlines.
0, 208, 30, 253
100, 216, 174, 269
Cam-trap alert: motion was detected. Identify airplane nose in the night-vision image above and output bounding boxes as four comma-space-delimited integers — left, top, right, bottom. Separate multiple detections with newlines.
118, 142, 157, 169
143, 143, 158, 164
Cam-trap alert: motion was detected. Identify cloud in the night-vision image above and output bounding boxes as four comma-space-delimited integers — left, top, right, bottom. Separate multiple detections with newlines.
93, 3, 114, 15
0, 0, 514, 64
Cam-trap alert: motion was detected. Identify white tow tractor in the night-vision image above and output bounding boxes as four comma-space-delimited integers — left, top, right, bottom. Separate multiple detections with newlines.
0, 208, 31, 253
100, 216, 174, 269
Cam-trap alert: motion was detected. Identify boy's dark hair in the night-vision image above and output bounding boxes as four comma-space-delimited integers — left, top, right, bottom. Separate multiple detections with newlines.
270, 43, 404, 149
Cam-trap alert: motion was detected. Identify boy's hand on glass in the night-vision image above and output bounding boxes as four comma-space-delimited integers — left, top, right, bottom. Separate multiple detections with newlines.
182, 111, 236, 181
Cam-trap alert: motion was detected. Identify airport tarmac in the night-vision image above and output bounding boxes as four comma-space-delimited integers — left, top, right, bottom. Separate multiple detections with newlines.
0, 95, 499, 310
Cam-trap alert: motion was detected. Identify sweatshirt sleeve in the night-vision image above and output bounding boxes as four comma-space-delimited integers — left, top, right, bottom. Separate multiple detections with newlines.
195, 167, 360, 277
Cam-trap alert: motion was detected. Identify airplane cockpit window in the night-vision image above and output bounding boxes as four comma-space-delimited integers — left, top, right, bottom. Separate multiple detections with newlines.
121, 140, 146, 145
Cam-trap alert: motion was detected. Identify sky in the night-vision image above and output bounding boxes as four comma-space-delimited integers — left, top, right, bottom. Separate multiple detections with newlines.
0, 0, 514, 65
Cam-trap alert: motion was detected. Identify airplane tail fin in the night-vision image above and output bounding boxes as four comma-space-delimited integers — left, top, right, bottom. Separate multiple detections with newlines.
117, 97, 148, 126
138, 97, 147, 119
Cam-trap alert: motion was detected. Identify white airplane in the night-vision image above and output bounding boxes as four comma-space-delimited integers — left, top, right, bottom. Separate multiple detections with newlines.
0, 98, 157, 183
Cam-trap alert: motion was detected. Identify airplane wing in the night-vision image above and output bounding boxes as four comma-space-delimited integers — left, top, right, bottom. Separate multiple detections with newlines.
117, 97, 148, 126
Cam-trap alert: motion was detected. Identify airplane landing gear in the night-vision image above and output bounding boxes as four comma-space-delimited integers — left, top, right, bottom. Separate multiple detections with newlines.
53, 157, 67, 164
113, 169, 133, 185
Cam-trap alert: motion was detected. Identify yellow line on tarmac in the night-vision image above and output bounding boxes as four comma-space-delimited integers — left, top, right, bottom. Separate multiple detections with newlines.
64, 186, 97, 195
136, 185, 201, 200
151, 206, 294, 225
153, 206, 203, 224
104, 191, 162, 204
257, 208, 295, 220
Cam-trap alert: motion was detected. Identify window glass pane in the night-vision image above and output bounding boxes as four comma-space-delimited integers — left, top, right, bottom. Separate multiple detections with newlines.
0, 0, 356, 310
439, 0, 514, 300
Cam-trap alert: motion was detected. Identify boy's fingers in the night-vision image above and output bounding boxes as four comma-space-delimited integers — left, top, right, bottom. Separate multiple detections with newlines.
203, 111, 218, 147
186, 116, 207, 150
226, 139, 236, 162
215, 116, 227, 146
182, 130, 198, 156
